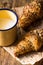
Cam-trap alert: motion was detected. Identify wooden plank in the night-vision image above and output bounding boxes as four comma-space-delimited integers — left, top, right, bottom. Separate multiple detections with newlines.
0, 47, 22, 65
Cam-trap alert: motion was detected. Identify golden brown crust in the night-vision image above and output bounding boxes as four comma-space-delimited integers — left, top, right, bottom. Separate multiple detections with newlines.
14, 29, 43, 56
14, 40, 32, 56
19, 0, 43, 29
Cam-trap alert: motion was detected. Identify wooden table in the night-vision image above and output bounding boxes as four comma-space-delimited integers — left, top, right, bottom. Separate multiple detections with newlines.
0, 47, 22, 65
0, 47, 43, 65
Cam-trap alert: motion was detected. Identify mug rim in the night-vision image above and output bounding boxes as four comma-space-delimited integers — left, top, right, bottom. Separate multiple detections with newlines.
0, 8, 18, 31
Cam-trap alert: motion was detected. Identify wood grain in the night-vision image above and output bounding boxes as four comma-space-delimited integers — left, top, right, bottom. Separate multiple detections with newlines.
0, 47, 22, 65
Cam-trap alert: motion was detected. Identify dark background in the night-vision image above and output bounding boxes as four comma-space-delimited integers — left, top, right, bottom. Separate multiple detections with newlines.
0, 0, 31, 8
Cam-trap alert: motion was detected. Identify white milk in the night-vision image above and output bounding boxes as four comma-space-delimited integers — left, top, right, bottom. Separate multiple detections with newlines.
0, 10, 17, 30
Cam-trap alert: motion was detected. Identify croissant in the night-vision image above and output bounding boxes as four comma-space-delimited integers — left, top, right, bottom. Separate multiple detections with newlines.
19, 0, 43, 29
14, 29, 43, 56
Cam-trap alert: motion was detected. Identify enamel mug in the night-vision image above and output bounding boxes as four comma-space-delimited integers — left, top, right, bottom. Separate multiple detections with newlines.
0, 9, 18, 46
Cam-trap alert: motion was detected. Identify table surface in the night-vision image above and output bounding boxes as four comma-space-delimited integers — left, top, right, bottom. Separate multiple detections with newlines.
0, 47, 22, 65
0, 47, 43, 65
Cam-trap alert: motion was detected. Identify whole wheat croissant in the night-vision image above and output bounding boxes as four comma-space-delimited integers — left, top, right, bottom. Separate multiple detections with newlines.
19, 0, 43, 29
14, 29, 43, 56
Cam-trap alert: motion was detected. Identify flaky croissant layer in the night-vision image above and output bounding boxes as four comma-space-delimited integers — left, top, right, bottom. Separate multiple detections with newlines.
14, 29, 43, 56
19, 0, 43, 29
